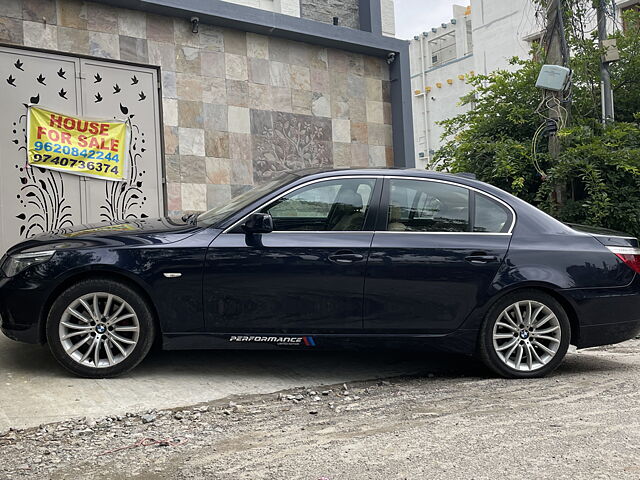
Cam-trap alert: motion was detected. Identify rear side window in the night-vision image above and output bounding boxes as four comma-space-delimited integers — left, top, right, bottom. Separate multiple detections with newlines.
474, 194, 511, 233
386, 179, 470, 232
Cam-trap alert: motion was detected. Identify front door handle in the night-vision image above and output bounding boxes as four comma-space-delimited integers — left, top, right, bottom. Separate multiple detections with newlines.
328, 251, 365, 264
465, 254, 499, 264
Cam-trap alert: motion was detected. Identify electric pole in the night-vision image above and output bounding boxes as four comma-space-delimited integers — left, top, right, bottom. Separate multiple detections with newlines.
544, 0, 569, 204
596, 0, 615, 123
545, 0, 562, 157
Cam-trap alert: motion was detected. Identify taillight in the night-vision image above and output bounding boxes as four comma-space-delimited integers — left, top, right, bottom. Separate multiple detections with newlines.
607, 246, 640, 273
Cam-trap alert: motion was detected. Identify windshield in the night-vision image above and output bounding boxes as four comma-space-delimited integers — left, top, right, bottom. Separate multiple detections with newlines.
197, 173, 298, 227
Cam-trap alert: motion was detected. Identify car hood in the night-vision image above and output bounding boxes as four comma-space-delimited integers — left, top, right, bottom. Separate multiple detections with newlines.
5, 218, 201, 255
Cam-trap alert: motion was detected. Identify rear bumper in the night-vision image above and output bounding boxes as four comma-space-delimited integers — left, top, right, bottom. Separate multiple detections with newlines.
576, 320, 640, 349
563, 277, 640, 348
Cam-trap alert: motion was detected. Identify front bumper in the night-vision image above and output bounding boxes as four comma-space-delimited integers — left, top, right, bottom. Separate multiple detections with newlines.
0, 316, 41, 344
0, 273, 50, 345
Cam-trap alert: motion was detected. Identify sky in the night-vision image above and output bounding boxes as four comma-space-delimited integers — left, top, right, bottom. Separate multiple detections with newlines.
394, 0, 465, 40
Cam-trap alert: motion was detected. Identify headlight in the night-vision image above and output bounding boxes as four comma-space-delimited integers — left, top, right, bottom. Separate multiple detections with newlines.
1, 250, 56, 277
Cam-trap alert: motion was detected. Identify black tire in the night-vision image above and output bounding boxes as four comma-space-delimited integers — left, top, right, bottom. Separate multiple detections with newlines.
46, 279, 156, 378
478, 289, 571, 379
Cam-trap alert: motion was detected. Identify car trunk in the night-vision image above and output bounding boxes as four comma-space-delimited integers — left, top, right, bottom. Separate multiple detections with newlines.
566, 223, 639, 248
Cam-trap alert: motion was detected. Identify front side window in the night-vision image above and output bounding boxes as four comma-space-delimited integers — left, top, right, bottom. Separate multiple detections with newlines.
262, 178, 376, 232
198, 173, 297, 227
386, 179, 470, 232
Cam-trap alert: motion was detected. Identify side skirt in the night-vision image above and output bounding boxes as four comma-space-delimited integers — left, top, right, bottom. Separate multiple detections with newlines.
161, 331, 478, 355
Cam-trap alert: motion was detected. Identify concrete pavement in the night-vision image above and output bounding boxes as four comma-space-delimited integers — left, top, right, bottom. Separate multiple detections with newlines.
0, 335, 436, 431
2, 340, 638, 479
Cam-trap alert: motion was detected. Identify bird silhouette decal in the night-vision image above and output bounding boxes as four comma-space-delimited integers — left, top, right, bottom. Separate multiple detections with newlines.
138, 91, 146, 101
14, 59, 23, 71
113, 83, 121, 94
94, 73, 102, 83
30, 93, 40, 104
6, 75, 16, 86
57, 68, 66, 79
119, 103, 128, 115
36, 74, 46, 85
58, 88, 67, 99
131, 75, 139, 85
95, 92, 103, 103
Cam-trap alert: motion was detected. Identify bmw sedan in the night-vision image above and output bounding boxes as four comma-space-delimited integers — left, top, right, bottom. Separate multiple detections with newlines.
1, 168, 640, 379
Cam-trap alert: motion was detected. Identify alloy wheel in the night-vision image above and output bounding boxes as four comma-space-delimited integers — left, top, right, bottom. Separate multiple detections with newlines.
492, 300, 562, 372
58, 292, 140, 368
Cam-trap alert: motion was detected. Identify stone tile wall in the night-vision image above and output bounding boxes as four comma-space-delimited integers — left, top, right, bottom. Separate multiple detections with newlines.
0, 0, 393, 215
300, 0, 360, 29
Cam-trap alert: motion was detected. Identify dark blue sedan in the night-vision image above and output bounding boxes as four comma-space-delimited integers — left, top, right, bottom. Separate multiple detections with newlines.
2, 168, 640, 378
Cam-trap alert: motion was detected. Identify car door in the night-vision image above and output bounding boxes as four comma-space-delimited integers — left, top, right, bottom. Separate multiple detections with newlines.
204, 176, 381, 333
363, 177, 514, 333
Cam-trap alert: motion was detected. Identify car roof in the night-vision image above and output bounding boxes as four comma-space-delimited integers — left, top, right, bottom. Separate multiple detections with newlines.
293, 167, 461, 179
291, 167, 489, 192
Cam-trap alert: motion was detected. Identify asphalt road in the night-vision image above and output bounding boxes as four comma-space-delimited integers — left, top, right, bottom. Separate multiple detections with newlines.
0, 335, 433, 431
1, 339, 639, 479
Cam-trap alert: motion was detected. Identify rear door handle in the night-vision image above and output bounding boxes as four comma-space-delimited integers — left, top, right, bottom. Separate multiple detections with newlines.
328, 252, 365, 264
465, 254, 499, 264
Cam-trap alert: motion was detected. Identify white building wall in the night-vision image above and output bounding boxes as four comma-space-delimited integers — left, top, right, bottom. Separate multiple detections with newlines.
410, 4, 475, 168
220, 0, 301, 17
471, 0, 541, 76
381, 0, 396, 37
277, 0, 302, 17
471, 0, 634, 76
412, 56, 474, 169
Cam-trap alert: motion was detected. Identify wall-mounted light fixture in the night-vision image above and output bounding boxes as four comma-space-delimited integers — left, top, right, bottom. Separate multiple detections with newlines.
191, 16, 200, 33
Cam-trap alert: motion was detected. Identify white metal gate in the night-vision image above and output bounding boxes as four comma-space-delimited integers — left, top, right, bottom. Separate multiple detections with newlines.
0, 46, 164, 254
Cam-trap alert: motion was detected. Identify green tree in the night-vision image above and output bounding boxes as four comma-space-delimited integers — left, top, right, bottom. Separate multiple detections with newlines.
435, 6, 640, 236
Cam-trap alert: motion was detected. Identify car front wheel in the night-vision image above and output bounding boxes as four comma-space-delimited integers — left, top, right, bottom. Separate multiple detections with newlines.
46, 279, 155, 378
478, 290, 571, 378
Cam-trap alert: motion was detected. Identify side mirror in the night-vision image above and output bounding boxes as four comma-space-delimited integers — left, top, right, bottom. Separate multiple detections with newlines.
242, 213, 273, 234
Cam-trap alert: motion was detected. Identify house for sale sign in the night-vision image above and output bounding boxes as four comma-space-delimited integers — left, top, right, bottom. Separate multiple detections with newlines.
27, 106, 130, 181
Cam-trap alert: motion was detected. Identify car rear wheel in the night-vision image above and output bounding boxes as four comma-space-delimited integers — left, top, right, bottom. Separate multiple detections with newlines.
478, 290, 571, 378
46, 279, 155, 378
